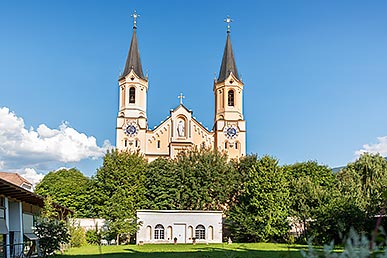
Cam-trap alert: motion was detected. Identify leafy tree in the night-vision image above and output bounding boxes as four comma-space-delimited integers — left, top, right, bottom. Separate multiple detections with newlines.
337, 153, 387, 216
285, 161, 335, 241
35, 168, 91, 217
34, 197, 70, 257
145, 158, 179, 209
227, 155, 290, 242
94, 149, 147, 244
308, 153, 387, 244
145, 148, 238, 211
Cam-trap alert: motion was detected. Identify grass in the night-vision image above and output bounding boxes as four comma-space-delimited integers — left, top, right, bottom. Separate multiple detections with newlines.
60, 243, 306, 258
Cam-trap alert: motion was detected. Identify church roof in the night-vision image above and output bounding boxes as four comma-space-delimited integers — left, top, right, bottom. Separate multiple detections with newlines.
217, 31, 239, 82
120, 26, 146, 80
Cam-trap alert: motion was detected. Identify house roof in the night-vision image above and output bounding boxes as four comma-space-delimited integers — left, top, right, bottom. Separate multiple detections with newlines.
0, 177, 73, 218
217, 31, 239, 82
0, 172, 32, 188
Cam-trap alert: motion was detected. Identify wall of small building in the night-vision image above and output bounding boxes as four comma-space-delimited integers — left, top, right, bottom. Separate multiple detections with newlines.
136, 210, 222, 244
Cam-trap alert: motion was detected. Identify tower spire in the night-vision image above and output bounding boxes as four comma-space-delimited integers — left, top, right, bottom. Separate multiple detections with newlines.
217, 15, 239, 82
121, 10, 146, 80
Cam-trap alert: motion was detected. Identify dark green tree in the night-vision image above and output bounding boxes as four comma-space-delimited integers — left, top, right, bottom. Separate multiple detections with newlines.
284, 161, 335, 241
35, 168, 91, 217
227, 155, 290, 242
308, 153, 387, 244
145, 148, 238, 211
145, 158, 179, 209
94, 149, 147, 244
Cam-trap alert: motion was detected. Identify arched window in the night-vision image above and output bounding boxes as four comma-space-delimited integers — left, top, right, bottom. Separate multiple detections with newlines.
235, 142, 238, 149
154, 224, 165, 239
124, 139, 128, 147
225, 142, 228, 149
129, 87, 135, 103
228, 90, 234, 106
195, 225, 205, 239
157, 140, 161, 149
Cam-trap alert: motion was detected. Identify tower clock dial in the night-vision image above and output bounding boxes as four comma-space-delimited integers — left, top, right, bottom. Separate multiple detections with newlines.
224, 125, 238, 139
123, 122, 139, 137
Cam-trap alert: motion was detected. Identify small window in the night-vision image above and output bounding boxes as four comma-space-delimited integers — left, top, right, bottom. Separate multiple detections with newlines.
157, 140, 161, 149
225, 142, 227, 149
235, 142, 238, 149
228, 90, 234, 106
129, 87, 135, 103
195, 225, 205, 240
201, 142, 205, 149
154, 224, 165, 240
124, 139, 128, 147
135, 140, 138, 147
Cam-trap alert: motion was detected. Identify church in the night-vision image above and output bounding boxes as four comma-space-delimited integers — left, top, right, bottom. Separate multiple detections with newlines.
116, 13, 246, 162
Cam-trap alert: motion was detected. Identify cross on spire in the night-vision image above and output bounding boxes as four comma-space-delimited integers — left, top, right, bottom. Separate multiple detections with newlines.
224, 15, 233, 33
178, 92, 185, 105
131, 10, 140, 29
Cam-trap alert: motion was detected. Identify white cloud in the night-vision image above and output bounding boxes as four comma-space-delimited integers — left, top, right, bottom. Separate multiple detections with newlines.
0, 107, 111, 172
19, 168, 45, 187
355, 136, 387, 157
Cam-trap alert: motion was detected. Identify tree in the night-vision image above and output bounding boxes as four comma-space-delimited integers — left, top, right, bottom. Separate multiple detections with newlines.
145, 148, 238, 211
94, 149, 147, 244
337, 153, 387, 216
227, 155, 290, 242
35, 168, 91, 217
284, 161, 335, 241
34, 197, 70, 257
145, 158, 179, 210
308, 153, 387, 244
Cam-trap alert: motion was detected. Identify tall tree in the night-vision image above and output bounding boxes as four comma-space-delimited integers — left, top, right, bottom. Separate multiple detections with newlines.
94, 149, 147, 244
35, 168, 91, 217
227, 155, 290, 242
284, 161, 335, 241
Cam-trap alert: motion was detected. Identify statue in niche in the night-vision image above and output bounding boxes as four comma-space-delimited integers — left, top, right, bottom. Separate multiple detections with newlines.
177, 120, 185, 137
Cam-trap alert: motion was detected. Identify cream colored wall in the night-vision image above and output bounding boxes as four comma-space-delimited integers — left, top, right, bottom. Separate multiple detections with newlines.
214, 73, 244, 121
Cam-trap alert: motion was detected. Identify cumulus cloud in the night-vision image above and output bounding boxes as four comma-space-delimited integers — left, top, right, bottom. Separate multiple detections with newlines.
19, 168, 45, 187
355, 136, 387, 157
0, 107, 111, 173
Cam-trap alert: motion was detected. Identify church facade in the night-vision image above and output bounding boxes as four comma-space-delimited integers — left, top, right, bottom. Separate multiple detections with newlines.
116, 15, 246, 162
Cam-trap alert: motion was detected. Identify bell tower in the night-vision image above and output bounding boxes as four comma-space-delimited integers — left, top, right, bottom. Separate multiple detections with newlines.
213, 16, 246, 159
116, 11, 148, 153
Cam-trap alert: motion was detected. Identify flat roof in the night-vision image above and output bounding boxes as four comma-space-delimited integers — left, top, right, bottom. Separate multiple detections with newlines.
137, 210, 222, 214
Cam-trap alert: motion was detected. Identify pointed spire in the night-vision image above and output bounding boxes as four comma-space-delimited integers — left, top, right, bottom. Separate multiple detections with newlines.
121, 11, 146, 80
217, 16, 239, 82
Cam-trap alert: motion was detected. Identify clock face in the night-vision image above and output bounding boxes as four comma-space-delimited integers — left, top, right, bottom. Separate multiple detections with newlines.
224, 125, 238, 139
123, 123, 139, 137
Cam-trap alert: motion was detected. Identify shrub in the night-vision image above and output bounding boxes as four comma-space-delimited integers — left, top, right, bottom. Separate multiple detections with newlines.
86, 230, 99, 245
70, 226, 86, 247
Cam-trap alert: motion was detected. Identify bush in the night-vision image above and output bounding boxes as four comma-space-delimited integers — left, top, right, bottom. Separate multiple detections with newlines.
86, 230, 99, 245
70, 226, 86, 247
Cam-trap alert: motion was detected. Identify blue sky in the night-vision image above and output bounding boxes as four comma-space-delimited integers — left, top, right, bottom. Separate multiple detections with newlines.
1, 0, 387, 181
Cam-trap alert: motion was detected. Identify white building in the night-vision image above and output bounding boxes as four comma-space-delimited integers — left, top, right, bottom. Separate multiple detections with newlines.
136, 210, 223, 244
0, 174, 72, 258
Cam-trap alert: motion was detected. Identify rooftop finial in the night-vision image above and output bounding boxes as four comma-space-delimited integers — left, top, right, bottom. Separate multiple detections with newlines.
131, 10, 140, 29
224, 15, 233, 33
178, 92, 185, 105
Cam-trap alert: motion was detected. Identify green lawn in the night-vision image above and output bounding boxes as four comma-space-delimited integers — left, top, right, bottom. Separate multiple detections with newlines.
61, 243, 306, 258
